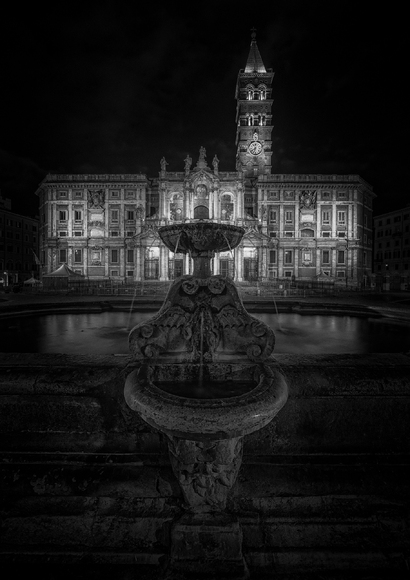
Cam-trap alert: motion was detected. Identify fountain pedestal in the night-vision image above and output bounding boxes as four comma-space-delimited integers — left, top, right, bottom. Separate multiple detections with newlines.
124, 222, 288, 579
168, 512, 247, 579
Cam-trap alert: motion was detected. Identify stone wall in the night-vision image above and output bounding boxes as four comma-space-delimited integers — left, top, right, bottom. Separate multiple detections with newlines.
1, 352, 409, 576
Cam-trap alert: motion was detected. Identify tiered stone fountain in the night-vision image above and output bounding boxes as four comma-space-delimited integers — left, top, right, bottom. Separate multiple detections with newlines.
124, 221, 288, 579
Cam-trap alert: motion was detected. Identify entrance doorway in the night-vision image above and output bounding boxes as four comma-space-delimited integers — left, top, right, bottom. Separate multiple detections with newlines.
169, 258, 184, 279
144, 259, 159, 280
220, 259, 234, 279
244, 258, 258, 282
194, 205, 209, 219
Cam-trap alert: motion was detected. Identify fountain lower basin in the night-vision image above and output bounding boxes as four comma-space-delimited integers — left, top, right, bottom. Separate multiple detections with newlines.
124, 362, 288, 440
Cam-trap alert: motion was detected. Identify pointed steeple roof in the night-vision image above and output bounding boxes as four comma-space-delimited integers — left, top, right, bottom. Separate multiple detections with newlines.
244, 28, 266, 73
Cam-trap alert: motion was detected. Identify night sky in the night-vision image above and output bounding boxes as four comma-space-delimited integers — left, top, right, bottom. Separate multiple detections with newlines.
1, 1, 407, 218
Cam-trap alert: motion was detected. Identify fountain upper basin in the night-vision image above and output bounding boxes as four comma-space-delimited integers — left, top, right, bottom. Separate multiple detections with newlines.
159, 222, 245, 255
124, 362, 288, 440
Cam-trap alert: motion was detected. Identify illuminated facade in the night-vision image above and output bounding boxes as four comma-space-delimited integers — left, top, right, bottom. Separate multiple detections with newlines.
374, 208, 410, 290
0, 193, 39, 286
36, 33, 374, 286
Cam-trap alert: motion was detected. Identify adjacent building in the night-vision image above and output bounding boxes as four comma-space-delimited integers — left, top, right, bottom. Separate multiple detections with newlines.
373, 208, 410, 290
36, 32, 375, 287
0, 193, 40, 287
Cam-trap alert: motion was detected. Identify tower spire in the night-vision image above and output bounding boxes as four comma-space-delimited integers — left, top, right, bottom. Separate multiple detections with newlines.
245, 28, 266, 73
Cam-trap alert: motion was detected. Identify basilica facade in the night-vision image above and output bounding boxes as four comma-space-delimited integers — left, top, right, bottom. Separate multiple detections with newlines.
36, 33, 375, 286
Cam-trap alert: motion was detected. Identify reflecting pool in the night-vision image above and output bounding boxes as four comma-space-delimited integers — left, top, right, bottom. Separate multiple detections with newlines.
1, 311, 410, 354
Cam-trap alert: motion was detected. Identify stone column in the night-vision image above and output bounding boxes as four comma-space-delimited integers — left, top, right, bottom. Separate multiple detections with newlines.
104, 247, 109, 277
279, 203, 284, 238
332, 205, 337, 237
294, 245, 299, 278
278, 247, 283, 278
213, 253, 219, 275
159, 245, 167, 281
348, 204, 353, 239
316, 247, 321, 275
261, 246, 268, 280
185, 253, 190, 276
316, 202, 321, 237
119, 247, 125, 278
294, 201, 300, 238
235, 247, 243, 281
84, 242, 88, 276
135, 246, 142, 282
331, 246, 337, 277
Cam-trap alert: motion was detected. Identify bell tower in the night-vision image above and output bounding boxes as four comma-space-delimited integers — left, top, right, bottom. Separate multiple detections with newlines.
235, 29, 274, 177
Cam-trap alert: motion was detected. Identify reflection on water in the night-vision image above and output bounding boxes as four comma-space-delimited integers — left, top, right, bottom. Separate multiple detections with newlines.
1, 311, 410, 354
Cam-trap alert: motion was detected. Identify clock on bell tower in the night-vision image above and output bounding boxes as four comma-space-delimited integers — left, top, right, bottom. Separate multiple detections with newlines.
235, 29, 274, 177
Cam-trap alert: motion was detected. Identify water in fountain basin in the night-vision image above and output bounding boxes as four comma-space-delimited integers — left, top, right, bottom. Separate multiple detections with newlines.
158, 379, 257, 399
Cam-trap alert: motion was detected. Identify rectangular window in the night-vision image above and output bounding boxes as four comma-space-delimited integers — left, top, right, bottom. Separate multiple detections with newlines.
126, 210, 135, 221
337, 211, 346, 225
284, 270, 293, 277
74, 249, 82, 263
110, 231, 119, 237
127, 249, 134, 263
59, 249, 67, 263
269, 250, 277, 264
337, 270, 345, 277
58, 191, 67, 198
126, 270, 134, 277
364, 215, 368, 227
59, 210, 67, 222
110, 209, 119, 222
337, 231, 346, 238
59, 231, 68, 237
285, 211, 293, 224
111, 249, 118, 263
269, 210, 277, 223
322, 250, 330, 264
111, 270, 119, 276
74, 210, 82, 222
269, 232, 277, 237
74, 231, 83, 237
126, 231, 134, 237
284, 250, 293, 265
111, 191, 120, 198
337, 250, 345, 264
363, 252, 367, 266
322, 210, 330, 224
322, 231, 331, 237
74, 191, 83, 198
285, 232, 293, 237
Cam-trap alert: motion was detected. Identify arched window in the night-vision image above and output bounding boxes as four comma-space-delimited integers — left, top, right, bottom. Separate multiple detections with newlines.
301, 229, 315, 237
